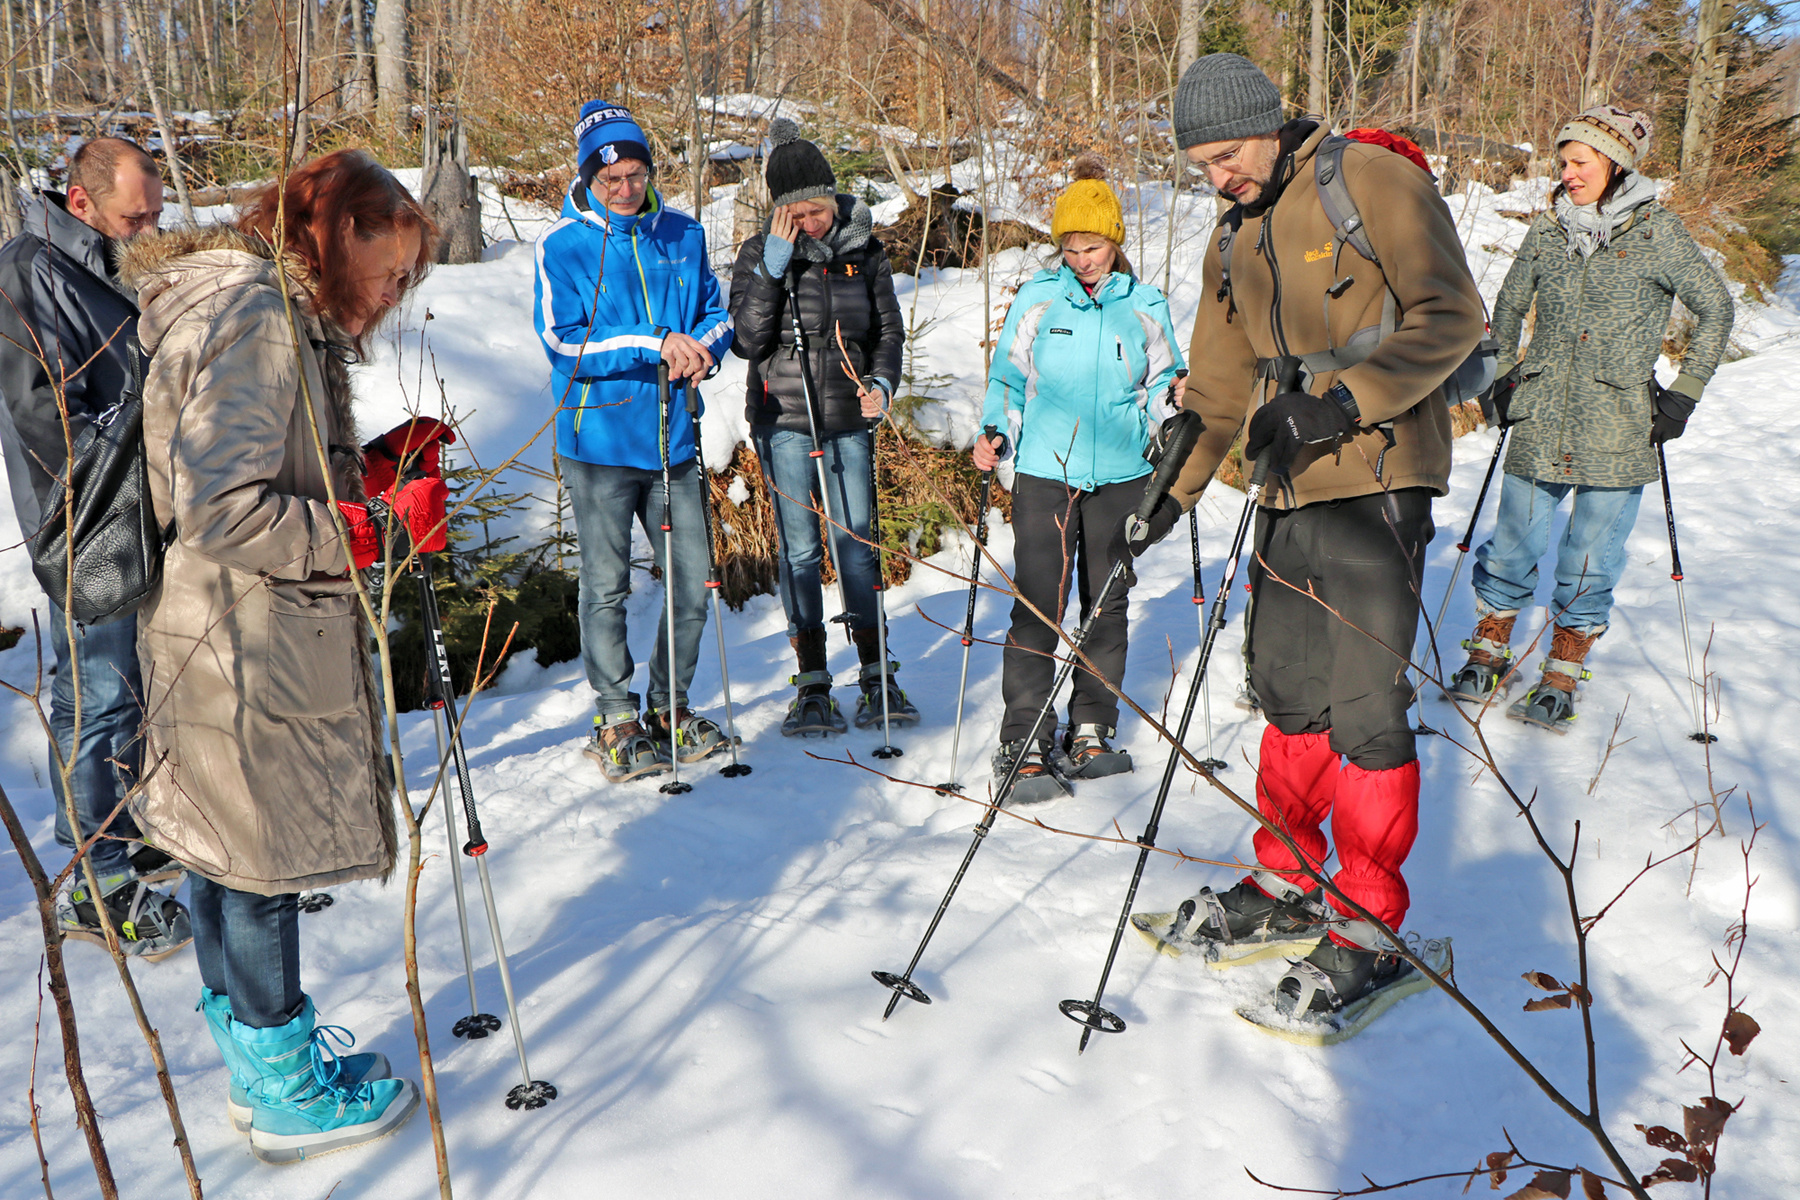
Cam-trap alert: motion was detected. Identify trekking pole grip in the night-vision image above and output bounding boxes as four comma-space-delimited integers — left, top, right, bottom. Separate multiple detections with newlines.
1132, 409, 1203, 531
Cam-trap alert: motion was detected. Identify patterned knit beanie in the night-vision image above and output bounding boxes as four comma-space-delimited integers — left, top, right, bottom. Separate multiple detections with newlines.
1050, 156, 1125, 246
765, 118, 836, 209
1556, 104, 1652, 172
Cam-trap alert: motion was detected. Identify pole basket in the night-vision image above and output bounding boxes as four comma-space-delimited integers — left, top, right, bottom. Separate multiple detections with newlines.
1689, 731, 1718, 744
297, 891, 334, 913
721, 763, 753, 777
453, 1013, 502, 1040
504, 1080, 559, 1111
873, 746, 903, 760
1058, 998, 1125, 1034
933, 782, 965, 796
659, 779, 694, 795
872, 971, 931, 1005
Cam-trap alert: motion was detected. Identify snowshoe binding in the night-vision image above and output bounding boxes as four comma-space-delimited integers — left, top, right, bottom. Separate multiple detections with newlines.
1507, 625, 1600, 734
992, 738, 1071, 806
1237, 932, 1451, 1046
649, 706, 738, 764
1447, 610, 1518, 704
58, 869, 193, 961
853, 660, 920, 729
1133, 871, 1328, 966
128, 842, 186, 885
1059, 723, 1132, 780
783, 671, 846, 737
1235, 676, 1263, 714
583, 703, 673, 783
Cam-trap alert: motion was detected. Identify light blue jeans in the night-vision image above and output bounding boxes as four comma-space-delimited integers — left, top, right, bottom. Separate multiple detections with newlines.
1471, 474, 1645, 633
753, 427, 880, 638
49, 602, 142, 878
563, 456, 711, 716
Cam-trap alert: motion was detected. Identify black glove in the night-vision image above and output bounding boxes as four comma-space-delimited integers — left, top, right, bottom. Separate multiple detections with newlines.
1244, 391, 1357, 478
1481, 367, 1520, 428
1109, 494, 1181, 568
1650, 381, 1696, 445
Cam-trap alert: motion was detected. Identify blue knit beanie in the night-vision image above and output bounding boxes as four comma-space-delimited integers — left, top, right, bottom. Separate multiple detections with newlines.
574, 100, 652, 185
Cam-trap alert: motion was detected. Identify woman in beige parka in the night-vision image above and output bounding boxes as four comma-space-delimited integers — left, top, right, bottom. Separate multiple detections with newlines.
120, 149, 445, 1164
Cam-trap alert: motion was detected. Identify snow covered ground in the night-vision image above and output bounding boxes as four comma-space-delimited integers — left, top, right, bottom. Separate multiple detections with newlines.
0, 169, 1794, 1198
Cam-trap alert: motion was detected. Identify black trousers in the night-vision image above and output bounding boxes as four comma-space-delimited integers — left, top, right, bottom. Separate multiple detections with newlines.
1247, 489, 1434, 771
1000, 472, 1144, 743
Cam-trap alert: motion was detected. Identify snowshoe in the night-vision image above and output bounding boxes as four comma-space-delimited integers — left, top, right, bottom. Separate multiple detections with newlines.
1447, 610, 1518, 704
582, 705, 672, 783
1132, 872, 1328, 966
648, 706, 738, 764
1234, 677, 1263, 714
1236, 933, 1450, 1045
853, 661, 920, 729
782, 671, 846, 737
992, 738, 1071, 806
1507, 625, 1600, 734
1059, 723, 1132, 780
58, 870, 193, 961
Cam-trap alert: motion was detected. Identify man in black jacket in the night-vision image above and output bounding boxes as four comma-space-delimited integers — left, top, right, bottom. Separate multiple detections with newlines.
0, 136, 191, 958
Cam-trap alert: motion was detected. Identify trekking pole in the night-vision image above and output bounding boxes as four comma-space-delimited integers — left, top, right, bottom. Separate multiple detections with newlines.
1188, 507, 1227, 773
419, 683, 500, 1042
873, 410, 1205, 1020
783, 278, 857, 639
1059, 361, 1286, 1053
1658, 444, 1716, 744
934, 424, 998, 795
656, 364, 694, 795
684, 377, 750, 777
865, 415, 901, 759
1425, 426, 1509, 682
414, 555, 556, 1109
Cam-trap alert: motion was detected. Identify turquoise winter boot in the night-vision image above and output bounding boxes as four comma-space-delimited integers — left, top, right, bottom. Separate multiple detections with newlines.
229, 996, 418, 1163
199, 989, 391, 1135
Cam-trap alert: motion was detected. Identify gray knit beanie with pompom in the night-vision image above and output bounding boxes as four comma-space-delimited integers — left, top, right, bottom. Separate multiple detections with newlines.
765, 117, 837, 209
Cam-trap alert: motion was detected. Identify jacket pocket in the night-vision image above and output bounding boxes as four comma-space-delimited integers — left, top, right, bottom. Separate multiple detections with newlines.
262, 584, 358, 718
1508, 368, 1547, 423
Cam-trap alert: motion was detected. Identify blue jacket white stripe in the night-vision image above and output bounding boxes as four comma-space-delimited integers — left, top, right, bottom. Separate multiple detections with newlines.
981, 264, 1184, 491
534, 185, 733, 469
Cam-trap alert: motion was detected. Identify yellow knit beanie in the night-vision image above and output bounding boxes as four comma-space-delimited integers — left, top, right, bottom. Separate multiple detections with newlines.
1050, 155, 1125, 246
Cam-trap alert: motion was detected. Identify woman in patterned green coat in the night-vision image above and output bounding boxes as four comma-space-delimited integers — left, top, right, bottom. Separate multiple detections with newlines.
1449, 104, 1732, 731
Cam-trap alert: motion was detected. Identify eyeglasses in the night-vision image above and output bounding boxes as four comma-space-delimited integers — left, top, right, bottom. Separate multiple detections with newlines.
1192, 144, 1246, 173
595, 169, 649, 193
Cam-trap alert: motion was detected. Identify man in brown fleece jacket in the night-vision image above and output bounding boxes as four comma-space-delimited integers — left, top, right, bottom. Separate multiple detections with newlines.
1129, 54, 1484, 1030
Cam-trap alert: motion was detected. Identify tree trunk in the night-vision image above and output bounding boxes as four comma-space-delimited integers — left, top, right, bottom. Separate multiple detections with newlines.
347, 0, 372, 112
743, 0, 762, 91
860, 0, 1041, 109
1307, 0, 1326, 116
1177, 0, 1201, 76
291, 0, 311, 166
374, 0, 409, 134
1087, 0, 1101, 113
121, 0, 195, 223
1582, 0, 1605, 108
422, 112, 481, 264
1407, 11, 1421, 121
759, 0, 777, 90
101, 0, 121, 98
1680, 0, 1738, 191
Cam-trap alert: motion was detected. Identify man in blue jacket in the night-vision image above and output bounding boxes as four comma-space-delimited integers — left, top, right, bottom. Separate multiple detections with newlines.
534, 102, 735, 782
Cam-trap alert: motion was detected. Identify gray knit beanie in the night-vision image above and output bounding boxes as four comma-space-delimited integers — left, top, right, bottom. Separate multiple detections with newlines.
765, 117, 836, 209
1172, 54, 1285, 149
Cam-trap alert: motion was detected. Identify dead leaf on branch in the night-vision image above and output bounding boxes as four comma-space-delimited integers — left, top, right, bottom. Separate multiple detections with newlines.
1723, 1009, 1760, 1055
1683, 1098, 1731, 1149
1485, 1149, 1517, 1189
1579, 1168, 1607, 1198
1522, 970, 1566, 991
1639, 1158, 1700, 1187
1634, 1124, 1687, 1153
1567, 983, 1591, 1006
1524, 993, 1574, 1012
1504, 1169, 1572, 1199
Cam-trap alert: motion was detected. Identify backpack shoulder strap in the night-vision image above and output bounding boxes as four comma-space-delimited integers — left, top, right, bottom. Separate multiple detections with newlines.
1314, 135, 1379, 268
1214, 206, 1243, 323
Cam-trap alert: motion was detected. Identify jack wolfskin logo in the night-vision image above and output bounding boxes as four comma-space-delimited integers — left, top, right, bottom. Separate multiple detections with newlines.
1304, 242, 1334, 263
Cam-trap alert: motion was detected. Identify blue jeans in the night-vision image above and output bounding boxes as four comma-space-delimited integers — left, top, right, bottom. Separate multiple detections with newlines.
563, 455, 711, 715
190, 875, 302, 1029
753, 427, 879, 637
48, 603, 142, 877
1471, 474, 1645, 633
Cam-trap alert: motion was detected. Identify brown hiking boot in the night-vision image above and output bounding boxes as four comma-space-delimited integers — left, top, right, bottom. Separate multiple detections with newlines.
1448, 609, 1519, 703
1508, 624, 1602, 733
583, 708, 672, 782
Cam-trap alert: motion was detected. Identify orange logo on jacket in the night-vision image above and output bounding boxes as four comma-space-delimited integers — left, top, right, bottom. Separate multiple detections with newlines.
1304, 242, 1334, 263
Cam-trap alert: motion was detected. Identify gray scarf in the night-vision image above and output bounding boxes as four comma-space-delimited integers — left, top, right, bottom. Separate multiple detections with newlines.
1552, 171, 1660, 259
793, 195, 874, 264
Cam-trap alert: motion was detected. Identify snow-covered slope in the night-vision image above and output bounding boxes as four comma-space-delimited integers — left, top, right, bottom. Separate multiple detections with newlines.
0, 181, 1793, 1198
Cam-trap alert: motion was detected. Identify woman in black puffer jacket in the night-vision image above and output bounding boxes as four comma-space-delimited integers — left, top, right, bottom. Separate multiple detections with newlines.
730, 119, 909, 737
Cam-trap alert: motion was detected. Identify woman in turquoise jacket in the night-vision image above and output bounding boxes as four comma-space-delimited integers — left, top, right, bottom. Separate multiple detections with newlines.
972, 160, 1183, 803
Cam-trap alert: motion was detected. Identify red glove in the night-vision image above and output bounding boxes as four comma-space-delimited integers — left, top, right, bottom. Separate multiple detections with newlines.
363, 417, 456, 497
337, 478, 449, 571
